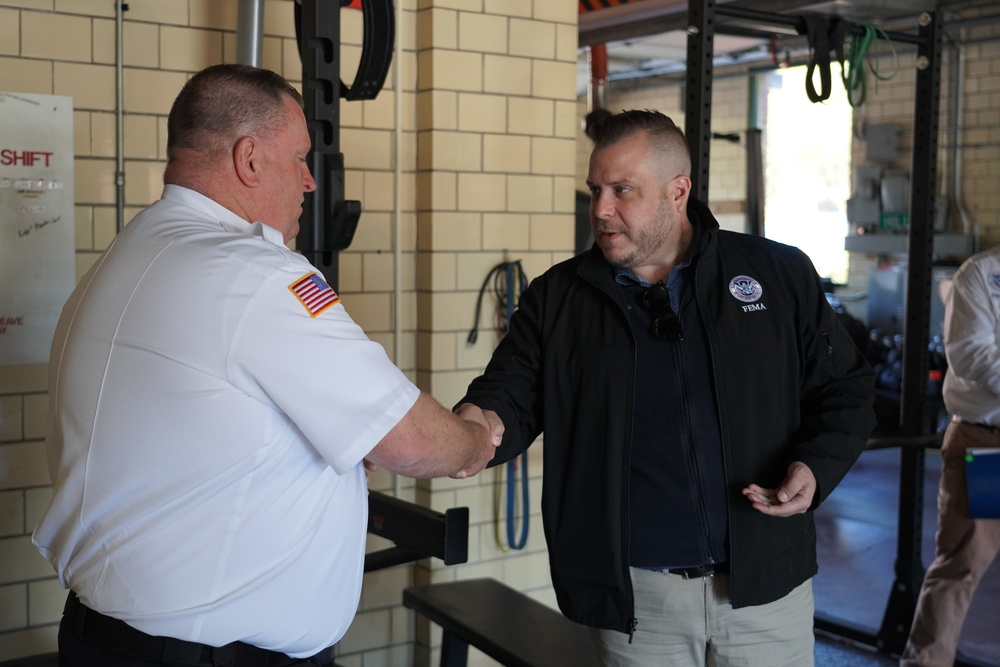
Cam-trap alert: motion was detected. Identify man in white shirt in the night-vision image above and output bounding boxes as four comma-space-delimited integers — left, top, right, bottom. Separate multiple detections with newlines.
901, 245, 1000, 666
33, 64, 500, 667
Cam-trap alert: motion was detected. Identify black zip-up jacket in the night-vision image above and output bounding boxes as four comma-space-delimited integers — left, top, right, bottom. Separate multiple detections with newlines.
460, 198, 876, 633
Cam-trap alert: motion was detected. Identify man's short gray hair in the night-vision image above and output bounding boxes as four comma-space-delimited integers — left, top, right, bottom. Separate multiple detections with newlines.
167, 64, 305, 160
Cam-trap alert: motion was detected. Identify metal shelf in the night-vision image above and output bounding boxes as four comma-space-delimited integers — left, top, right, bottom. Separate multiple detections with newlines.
845, 233, 974, 259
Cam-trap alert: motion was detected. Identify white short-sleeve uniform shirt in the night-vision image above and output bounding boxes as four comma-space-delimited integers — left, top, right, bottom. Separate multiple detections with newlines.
33, 185, 419, 657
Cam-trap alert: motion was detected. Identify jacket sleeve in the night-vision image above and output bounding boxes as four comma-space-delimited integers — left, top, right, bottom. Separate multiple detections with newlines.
457, 277, 547, 466
792, 252, 877, 508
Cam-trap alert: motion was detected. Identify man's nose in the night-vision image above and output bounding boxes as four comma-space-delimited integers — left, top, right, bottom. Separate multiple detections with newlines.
303, 166, 317, 192
592, 192, 613, 219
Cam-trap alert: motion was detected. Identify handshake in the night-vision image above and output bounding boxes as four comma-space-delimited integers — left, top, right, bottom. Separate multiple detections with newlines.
451, 403, 505, 479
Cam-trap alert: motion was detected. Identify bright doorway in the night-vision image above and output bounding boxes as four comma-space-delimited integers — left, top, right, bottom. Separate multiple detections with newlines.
759, 65, 853, 285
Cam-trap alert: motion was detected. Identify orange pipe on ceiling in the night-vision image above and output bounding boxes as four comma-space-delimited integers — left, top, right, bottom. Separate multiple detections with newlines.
579, 0, 643, 13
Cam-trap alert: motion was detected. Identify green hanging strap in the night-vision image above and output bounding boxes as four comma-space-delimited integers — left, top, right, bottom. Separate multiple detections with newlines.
841, 24, 898, 108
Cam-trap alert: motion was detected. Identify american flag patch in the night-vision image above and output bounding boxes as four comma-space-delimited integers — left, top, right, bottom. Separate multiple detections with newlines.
289, 273, 340, 317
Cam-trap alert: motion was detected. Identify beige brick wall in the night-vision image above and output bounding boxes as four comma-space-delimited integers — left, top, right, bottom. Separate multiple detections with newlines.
411, 1, 577, 664
0, 363, 53, 661
8, 2, 994, 664
0, 0, 577, 665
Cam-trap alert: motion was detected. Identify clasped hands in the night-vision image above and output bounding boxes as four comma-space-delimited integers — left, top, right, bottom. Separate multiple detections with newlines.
451, 403, 504, 479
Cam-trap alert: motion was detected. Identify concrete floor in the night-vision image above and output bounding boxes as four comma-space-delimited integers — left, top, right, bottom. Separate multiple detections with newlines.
813, 446, 1000, 667
815, 634, 899, 666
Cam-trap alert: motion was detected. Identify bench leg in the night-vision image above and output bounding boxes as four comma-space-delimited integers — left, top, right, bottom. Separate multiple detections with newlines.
440, 630, 470, 667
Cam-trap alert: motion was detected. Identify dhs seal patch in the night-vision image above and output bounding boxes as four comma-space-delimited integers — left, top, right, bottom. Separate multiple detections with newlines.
990, 273, 1000, 291
729, 275, 763, 303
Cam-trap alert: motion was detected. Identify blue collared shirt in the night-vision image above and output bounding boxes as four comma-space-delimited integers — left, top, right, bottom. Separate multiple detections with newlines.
613, 252, 728, 570
613, 257, 692, 310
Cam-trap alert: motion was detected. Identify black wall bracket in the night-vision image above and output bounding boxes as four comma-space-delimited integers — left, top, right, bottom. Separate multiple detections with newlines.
365, 491, 469, 572
295, 0, 395, 289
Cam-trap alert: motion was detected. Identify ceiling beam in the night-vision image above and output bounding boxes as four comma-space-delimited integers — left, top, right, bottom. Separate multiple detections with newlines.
578, 0, 823, 47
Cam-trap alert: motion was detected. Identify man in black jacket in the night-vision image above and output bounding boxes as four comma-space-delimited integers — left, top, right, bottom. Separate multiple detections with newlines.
456, 110, 875, 666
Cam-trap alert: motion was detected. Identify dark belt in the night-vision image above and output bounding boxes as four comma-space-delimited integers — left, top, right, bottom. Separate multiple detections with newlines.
954, 417, 1000, 433
63, 592, 333, 666
666, 562, 728, 579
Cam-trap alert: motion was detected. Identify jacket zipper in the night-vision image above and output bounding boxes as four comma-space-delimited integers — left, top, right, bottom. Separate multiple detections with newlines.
624, 300, 638, 641
694, 260, 735, 584
675, 340, 717, 566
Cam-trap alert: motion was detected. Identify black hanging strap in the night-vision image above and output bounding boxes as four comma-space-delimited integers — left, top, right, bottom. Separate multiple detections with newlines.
341, 0, 395, 101
801, 15, 832, 103
829, 17, 856, 75
799, 15, 857, 104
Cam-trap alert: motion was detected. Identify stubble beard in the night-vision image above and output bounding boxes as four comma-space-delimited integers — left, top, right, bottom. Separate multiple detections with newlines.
597, 201, 675, 271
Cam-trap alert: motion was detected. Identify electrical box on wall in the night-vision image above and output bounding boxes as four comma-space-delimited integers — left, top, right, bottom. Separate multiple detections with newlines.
0, 92, 75, 365
880, 171, 909, 212
864, 123, 901, 163
846, 165, 882, 226
847, 123, 908, 230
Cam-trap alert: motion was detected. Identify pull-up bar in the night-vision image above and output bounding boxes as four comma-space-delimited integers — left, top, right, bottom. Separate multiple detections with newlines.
716, 5, 926, 46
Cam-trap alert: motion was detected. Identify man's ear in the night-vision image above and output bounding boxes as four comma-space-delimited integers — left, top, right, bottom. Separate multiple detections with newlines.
233, 136, 260, 188
667, 175, 691, 212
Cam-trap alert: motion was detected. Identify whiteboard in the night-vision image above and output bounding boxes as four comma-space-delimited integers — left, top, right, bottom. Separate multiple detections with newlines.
0, 92, 76, 365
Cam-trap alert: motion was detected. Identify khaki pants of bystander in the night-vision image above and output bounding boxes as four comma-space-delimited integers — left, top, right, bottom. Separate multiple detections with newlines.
900, 419, 1000, 667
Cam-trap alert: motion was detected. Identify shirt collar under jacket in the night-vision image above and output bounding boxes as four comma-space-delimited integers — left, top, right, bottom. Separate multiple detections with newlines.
615, 261, 691, 314
613, 235, 696, 312
612, 199, 707, 291
160, 184, 286, 247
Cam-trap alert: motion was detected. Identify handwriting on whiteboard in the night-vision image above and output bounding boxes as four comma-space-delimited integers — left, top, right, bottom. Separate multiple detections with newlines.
17, 215, 61, 238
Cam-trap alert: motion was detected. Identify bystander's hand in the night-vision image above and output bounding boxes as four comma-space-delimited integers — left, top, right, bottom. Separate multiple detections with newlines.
741, 461, 816, 517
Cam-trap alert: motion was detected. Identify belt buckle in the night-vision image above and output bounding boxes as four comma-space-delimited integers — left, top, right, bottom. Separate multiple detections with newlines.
685, 565, 714, 579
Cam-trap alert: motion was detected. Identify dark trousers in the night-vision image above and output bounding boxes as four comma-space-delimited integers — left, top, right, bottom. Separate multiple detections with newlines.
59, 592, 336, 667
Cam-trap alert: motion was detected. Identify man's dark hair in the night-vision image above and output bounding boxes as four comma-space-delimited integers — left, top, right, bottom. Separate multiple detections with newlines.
586, 109, 692, 176
167, 64, 305, 160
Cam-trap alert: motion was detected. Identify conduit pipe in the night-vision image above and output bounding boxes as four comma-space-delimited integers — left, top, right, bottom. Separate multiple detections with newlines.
393, 0, 403, 369
389, 0, 405, 501
115, 0, 125, 233
588, 43, 609, 114
237, 0, 266, 67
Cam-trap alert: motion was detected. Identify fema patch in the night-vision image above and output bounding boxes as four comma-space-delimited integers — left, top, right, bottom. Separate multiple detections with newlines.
990, 273, 1000, 291
729, 275, 763, 303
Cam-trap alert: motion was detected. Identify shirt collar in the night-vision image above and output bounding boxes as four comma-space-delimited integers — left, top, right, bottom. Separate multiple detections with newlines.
614, 254, 694, 288
160, 184, 286, 247
614, 266, 652, 288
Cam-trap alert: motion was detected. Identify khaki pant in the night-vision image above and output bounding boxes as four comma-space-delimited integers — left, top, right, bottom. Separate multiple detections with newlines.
590, 567, 814, 667
900, 420, 1000, 667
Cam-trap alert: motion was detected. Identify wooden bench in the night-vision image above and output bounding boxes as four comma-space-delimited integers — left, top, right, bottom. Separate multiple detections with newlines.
403, 578, 600, 667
